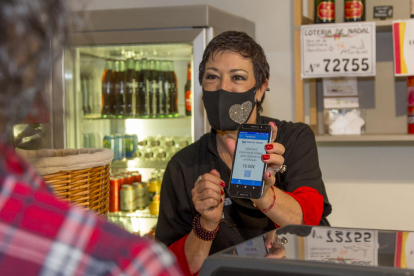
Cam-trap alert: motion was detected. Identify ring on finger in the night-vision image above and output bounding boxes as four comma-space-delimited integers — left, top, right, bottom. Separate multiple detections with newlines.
273, 165, 287, 175
197, 175, 202, 183
273, 237, 288, 245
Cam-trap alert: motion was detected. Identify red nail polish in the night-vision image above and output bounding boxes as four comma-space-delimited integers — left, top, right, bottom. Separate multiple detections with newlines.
261, 154, 270, 161
221, 190, 224, 195
265, 144, 273, 150
220, 198, 223, 203
267, 172, 272, 178
220, 181, 226, 187
270, 121, 276, 127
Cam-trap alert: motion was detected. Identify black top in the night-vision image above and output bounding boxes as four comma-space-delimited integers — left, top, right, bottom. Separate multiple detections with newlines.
155, 115, 332, 254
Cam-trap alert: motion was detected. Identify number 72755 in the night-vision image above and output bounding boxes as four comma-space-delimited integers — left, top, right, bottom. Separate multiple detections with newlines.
323, 58, 369, 73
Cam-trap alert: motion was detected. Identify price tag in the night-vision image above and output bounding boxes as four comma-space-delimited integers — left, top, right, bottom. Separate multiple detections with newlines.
301, 22, 376, 78
393, 20, 414, 76
305, 228, 379, 266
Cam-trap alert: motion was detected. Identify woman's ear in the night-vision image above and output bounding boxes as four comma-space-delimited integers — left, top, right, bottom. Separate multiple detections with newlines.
256, 79, 269, 102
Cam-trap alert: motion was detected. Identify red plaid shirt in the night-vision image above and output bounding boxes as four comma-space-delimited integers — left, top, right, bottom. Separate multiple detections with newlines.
0, 143, 182, 276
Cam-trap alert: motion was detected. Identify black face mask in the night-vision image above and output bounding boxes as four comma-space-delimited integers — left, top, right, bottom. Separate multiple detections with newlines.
202, 87, 256, 131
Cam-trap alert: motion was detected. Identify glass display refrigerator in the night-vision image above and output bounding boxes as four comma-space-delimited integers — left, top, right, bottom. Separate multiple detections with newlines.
200, 225, 414, 276
51, 5, 255, 236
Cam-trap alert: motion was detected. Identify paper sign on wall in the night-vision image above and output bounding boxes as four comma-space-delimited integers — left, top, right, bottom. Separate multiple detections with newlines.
301, 22, 376, 78
305, 228, 378, 266
323, 77, 359, 109
393, 20, 414, 76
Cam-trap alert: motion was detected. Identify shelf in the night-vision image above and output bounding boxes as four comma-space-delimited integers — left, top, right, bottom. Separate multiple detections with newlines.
293, 20, 395, 32
83, 114, 189, 120
111, 159, 168, 169
315, 134, 414, 143
108, 208, 158, 219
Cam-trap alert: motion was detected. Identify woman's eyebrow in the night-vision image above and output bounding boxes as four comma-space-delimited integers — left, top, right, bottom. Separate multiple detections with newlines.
230, 69, 248, 73
205, 67, 219, 72
205, 67, 248, 73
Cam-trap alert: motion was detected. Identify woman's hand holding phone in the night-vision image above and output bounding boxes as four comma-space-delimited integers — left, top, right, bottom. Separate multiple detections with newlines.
260, 122, 285, 196
191, 169, 225, 231
226, 122, 285, 199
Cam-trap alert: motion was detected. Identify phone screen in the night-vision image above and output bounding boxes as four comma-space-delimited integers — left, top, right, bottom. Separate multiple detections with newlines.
230, 130, 270, 188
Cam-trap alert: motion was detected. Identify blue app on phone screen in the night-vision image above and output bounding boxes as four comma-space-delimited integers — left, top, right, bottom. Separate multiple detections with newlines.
231, 131, 269, 187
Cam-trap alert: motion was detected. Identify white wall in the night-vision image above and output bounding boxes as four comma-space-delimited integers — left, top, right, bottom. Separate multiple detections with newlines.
70, 0, 414, 232
319, 145, 414, 231
69, 0, 294, 122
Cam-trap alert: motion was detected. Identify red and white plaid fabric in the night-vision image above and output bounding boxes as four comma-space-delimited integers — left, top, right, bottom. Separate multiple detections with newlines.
0, 143, 182, 276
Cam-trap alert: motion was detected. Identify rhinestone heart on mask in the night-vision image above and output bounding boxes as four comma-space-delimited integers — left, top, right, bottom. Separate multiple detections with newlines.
229, 101, 253, 124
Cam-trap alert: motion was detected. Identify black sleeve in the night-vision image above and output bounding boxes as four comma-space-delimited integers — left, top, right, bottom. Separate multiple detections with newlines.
280, 123, 332, 218
155, 159, 195, 247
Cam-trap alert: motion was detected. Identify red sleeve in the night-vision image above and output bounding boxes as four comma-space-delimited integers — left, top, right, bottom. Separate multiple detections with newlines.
169, 234, 197, 276
284, 186, 324, 226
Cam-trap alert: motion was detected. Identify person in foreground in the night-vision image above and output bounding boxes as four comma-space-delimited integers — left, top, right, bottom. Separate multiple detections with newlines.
0, 0, 181, 275
155, 31, 332, 275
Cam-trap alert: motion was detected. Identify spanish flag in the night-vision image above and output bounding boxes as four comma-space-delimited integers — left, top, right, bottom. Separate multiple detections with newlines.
395, 231, 414, 269
393, 21, 414, 76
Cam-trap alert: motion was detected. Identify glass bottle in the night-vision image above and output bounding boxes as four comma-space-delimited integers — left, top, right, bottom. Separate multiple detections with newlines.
314, 0, 335, 23
344, 0, 365, 22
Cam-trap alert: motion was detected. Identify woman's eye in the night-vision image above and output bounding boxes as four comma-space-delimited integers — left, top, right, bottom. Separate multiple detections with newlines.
232, 75, 246, 81
205, 74, 218, 80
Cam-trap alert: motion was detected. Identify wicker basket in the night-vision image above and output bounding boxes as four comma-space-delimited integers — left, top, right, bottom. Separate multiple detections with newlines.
17, 148, 113, 215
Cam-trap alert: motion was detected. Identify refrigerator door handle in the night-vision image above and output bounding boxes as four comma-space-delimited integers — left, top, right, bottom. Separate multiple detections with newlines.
192, 28, 208, 142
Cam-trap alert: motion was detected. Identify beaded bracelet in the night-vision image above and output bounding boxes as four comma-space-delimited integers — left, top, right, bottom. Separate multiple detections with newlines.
192, 214, 221, 241
253, 186, 276, 212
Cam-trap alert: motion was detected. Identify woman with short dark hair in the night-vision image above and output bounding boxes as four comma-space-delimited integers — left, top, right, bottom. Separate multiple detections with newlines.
156, 31, 332, 275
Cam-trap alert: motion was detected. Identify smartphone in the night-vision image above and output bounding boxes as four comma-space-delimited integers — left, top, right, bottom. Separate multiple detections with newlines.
228, 124, 272, 199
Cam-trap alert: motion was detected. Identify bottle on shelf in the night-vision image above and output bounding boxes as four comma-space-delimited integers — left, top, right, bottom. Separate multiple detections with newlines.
142, 147, 155, 160
138, 136, 154, 149
149, 135, 163, 147
314, 0, 335, 24
185, 62, 192, 116
168, 61, 179, 116
87, 73, 94, 115
164, 136, 176, 148
102, 60, 115, 118
411, 0, 414, 18
125, 58, 136, 117
135, 150, 143, 159
115, 60, 126, 117
149, 59, 158, 118
175, 136, 191, 150
138, 58, 150, 118
149, 194, 160, 216
157, 169, 165, 185
162, 61, 171, 117
153, 146, 177, 161
91, 71, 101, 116
344, 0, 365, 22
156, 60, 166, 117
111, 61, 120, 115
80, 73, 88, 115
148, 171, 161, 215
